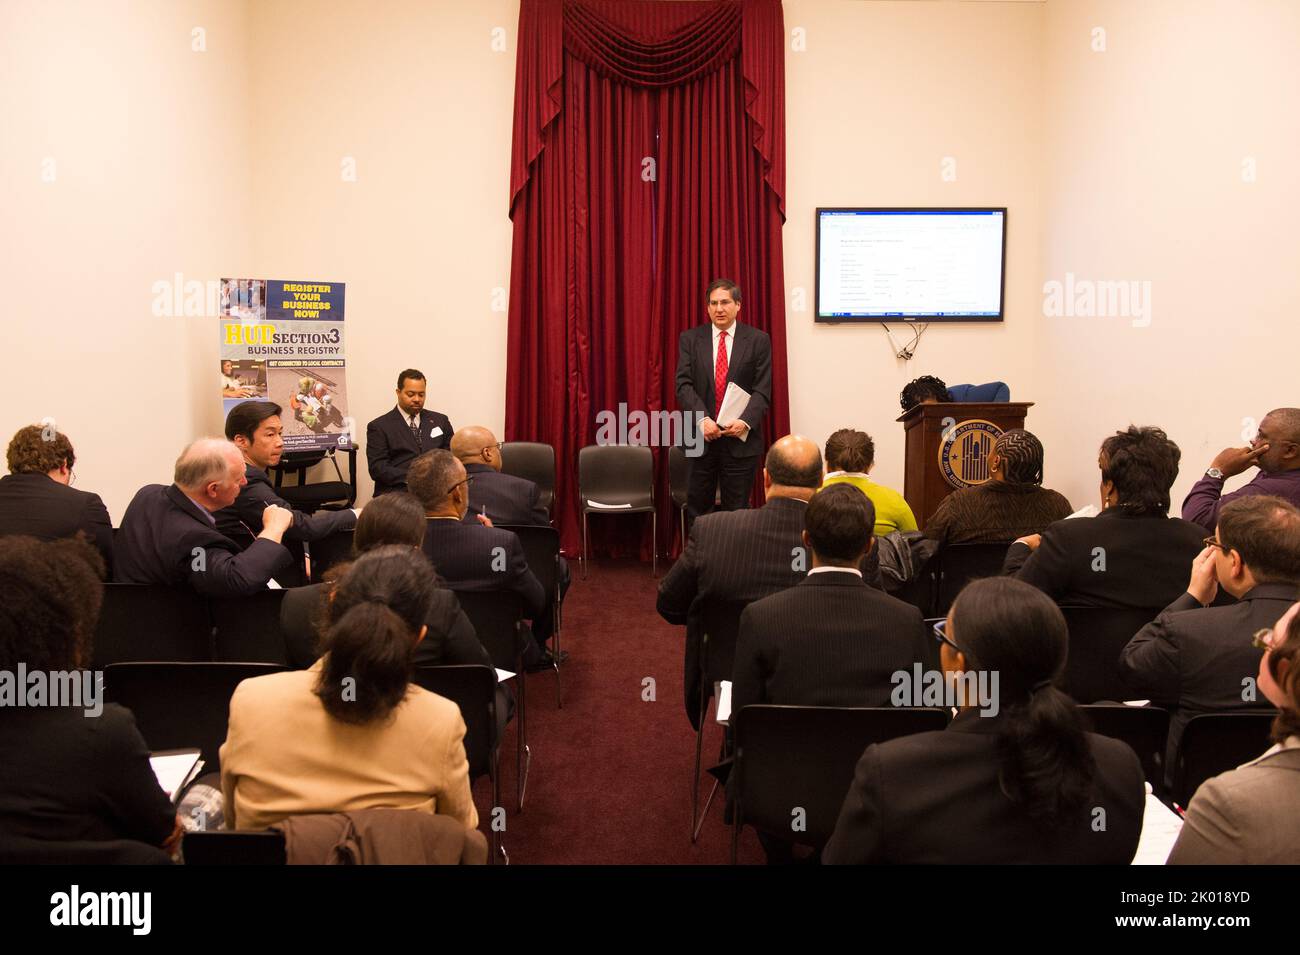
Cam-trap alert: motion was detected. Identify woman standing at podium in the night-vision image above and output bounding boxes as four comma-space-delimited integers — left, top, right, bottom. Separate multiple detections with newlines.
924, 428, 1072, 544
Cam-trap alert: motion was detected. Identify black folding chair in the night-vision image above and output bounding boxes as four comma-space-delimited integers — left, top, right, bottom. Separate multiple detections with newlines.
499, 442, 556, 514
210, 590, 289, 664
413, 664, 505, 863
1172, 710, 1279, 807
730, 705, 951, 862
668, 445, 689, 550
102, 662, 286, 775
1059, 606, 1156, 704
453, 590, 530, 812
931, 542, 1013, 617
308, 529, 355, 582
498, 524, 566, 707
1079, 703, 1171, 790
689, 598, 748, 842
270, 447, 358, 513
92, 583, 213, 668
182, 830, 286, 865
577, 444, 656, 578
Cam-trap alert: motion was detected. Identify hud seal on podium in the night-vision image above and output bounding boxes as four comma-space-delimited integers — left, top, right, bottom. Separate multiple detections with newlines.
938, 419, 1004, 488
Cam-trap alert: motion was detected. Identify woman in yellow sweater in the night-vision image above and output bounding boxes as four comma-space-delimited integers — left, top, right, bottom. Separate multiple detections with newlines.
821, 429, 917, 536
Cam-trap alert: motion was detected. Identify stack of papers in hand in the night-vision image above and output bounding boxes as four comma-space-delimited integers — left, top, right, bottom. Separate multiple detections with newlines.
150, 749, 204, 803
716, 383, 752, 441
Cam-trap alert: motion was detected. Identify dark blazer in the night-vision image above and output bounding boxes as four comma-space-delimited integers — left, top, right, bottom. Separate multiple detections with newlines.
366, 407, 454, 496
823, 710, 1146, 864
1119, 582, 1294, 770
460, 462, 549, 527
731, 572, 928, 716
0, 472, 114, 572
114, 484, 291, 596
1003, 509, 1205, 610
0, 704, 175, 850
421, 518, 545, 618
215, 464, 357, 544
675, 322, 771, 458
279, 580, 490, 670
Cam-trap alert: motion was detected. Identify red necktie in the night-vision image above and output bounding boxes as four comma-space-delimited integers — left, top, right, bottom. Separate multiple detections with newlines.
714, 330, 728, 419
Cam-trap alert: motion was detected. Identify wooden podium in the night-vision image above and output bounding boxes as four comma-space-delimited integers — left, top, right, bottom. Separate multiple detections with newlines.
897, 402, 1034, 528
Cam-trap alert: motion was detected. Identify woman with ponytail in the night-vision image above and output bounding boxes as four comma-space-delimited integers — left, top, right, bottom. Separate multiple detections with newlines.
824, 577, 1145, 863
220, 546, 477, 832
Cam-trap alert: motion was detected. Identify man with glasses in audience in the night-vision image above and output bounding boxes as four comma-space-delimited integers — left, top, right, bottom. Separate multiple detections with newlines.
1183, 408, 1300, 534
1120, 495, 1300, 780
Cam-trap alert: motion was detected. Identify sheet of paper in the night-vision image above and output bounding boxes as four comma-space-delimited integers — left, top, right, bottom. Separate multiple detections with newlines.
716, 680, 732, 723
266, 578, 282, 590
150, 751, 203, 800
716, 383, 752, 440
1066, 504, 1100, 520
586, 500, 634, 510
495, 668, 515, 683
1132, 786, 1184, 865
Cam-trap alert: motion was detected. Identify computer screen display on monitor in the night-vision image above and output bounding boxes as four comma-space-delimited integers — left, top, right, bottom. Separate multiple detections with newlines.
815, 208, 1007, 323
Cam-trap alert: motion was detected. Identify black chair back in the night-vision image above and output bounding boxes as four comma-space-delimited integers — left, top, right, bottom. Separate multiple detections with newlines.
1079, 704, 1171, 787
183, 830, 286, 865
700, 598, 747, 687
412, 665, 499, 781
1059, 606, 1155, 703
210, 590, 289, 664
453, 590, 525, 672
732, 705, 951, 849
271, 447, 358, 512
309, 530, 355, 581
499, 442, 556, 512
578, 445, 654, 512
499, 525, 560, 597
92, 584, 212, 668
1173, 710, 1278, 807
102, 662, 287, 773
932, 542, 1012, 617
668, 445, 689, 509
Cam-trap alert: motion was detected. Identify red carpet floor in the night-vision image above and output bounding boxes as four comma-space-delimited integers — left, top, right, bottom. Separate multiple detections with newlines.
471, 557, 766, 865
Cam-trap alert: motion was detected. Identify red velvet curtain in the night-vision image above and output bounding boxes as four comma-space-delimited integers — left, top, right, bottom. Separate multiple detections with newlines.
507, 0, 789, 559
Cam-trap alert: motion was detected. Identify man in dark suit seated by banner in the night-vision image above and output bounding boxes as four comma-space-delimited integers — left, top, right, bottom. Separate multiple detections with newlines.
365, 369, 453, 496
115, 438, 293, 596
216, 401, 357, 559
675, 279, 771, 517
0, 424, 114, 575
1120, 495, 1300, 778
407, 449, 551, 669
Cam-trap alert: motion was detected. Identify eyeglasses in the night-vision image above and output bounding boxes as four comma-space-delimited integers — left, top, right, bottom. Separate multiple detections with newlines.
1253, 627, 1277, 651
443, 475, 476, 496
1203, 536, 1227, 552
932, 619, 961, 653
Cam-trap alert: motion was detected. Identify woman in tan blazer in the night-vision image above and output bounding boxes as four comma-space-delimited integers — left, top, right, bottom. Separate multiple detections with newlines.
1168, 600, 1300, 864
220, 546, 478, 832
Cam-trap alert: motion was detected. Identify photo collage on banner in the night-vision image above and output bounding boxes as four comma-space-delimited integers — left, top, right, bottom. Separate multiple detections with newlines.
219, 279, 350, 453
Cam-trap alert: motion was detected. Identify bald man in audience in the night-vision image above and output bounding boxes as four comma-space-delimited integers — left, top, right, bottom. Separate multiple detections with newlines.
451, 426, 549, 526
657, 435, 823, 728
114, 438, 294, 596
1183, 408, 1300, 534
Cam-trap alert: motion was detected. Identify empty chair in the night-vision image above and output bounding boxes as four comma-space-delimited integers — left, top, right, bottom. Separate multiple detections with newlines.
453, 590, 530, 811
730, 705, 951, 862
210, 589, 289, 664
412, 664, 504, 863
1172, 711, 1278, 808
269, 447, 358, 513
1079, 704, 1171, 789
498, 442, 556, 513
1059, 606, 1156, 704
102, 662, 287, 774
577, 444, 656, 578
668, 445, 689, 549
92, 583, 213, 668
182, 830, 286, 865
932, 541, 1013, 617
498, 523, 566, 707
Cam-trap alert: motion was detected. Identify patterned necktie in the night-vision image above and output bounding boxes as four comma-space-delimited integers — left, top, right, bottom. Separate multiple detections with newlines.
410, 414, 422, 449
714, 329, 729, 419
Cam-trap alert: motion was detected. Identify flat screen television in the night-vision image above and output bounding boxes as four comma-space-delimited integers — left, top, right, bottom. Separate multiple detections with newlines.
815, 207, 1007, 323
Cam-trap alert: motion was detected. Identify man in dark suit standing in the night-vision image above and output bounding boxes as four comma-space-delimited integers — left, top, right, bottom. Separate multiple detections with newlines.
657, 435, 822, 727
115, 438, 294, 596
0, 425, 114, 573
675, 279, 772, 517
731, 485, 928, 716
365, 369, 453, 496
1120, 495, 1300, 775
407, 449, 550, 668
217, 401, 358, 545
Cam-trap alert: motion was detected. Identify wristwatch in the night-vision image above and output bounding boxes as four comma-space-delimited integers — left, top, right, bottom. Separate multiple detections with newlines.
1205, 467, 1225, 480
